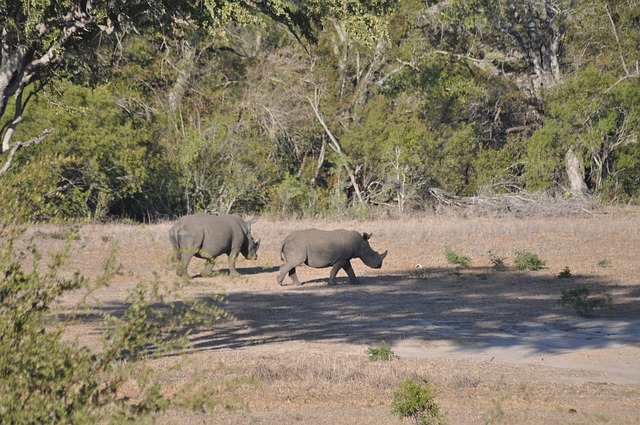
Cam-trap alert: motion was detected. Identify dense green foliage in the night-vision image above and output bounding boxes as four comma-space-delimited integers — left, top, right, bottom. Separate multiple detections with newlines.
3, 0, 640, 220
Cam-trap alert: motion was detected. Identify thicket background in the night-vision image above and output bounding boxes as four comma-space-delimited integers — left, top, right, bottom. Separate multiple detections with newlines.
3, 0, 640, 221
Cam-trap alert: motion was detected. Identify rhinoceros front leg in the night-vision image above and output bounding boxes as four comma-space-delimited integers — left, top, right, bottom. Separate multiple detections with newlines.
329, 260, 350, 285
227, 249, 241, 276
342, 261, 360, 285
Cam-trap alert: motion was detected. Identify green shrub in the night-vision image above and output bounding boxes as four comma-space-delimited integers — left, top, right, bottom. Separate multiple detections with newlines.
366, 341, 395, 361
514, 250, 546, 271
559, 287, 613, 317
267, 174, 328, 217
597, 259, 611, 268
0, 236, 97, 424
0, 207, 229, 422
445, 249, 471, 268
391, 379, 444, 425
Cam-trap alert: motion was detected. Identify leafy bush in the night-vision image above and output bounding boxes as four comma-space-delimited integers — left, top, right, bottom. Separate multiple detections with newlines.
366, 341, 395, 361
391, 379, 444, 425
514, 250, 546, 271
0, 203, 229, 422
445, 249, 471, 268
559, 287, 613, 317
16, 81, 159, 220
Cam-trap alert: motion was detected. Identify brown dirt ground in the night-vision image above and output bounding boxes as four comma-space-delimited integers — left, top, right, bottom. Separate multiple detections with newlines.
24, 208, 640, 424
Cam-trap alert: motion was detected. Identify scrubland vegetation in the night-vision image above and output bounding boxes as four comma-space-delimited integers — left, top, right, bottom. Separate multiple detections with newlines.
3, 1, 640, 423
3, 1, 640, 221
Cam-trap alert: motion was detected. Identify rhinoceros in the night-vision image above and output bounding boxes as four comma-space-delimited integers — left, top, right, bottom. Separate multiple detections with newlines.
276, 229, 387, 286
169, 213, 259, 277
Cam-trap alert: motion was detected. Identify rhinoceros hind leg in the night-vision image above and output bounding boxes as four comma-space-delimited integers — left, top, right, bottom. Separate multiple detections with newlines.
276, 264, 289, 285
177, 250, 196, 277
277, 262, 300, 285
200, 258, 216, 277
288, 268, 302, 285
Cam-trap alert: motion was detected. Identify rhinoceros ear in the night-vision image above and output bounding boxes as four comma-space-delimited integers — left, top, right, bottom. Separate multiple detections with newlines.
247, 216, 259, 228
362, 232, 373, 240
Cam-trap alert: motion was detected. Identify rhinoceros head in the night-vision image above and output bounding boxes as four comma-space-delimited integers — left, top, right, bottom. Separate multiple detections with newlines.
242, 217, 260, 260
245, 236, 260, 260
360, 232, 388, 269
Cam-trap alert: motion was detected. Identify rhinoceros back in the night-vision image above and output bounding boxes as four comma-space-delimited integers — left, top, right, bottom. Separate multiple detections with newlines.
281, 228, 361, 268
170, 213, 245, 257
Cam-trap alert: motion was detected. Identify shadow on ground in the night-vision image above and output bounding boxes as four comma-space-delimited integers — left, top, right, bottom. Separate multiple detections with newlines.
61, 268, 640, 359
184, 269, 640, 355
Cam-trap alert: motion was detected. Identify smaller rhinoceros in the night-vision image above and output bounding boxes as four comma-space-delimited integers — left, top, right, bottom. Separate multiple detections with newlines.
277, 229, 387, 286
169, 213, 259, 277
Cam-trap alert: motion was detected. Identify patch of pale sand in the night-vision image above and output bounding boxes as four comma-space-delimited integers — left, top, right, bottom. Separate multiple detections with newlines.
393, 338, 640, 385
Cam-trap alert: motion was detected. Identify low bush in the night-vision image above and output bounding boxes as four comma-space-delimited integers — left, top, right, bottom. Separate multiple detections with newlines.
514, 250, 546, 271
391, 379, 444, 425
366, 341, 395, 361
445, 249, 471, 268
559, 287, 613, 316
557, 266, 572, 278
488, 251, 507, 271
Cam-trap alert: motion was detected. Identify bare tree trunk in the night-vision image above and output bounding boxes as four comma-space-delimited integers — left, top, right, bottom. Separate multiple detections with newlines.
1, 10, 95, 160
310, 135, 326, 187
332, 22, 349, 98
166, 39, 197, 114
565, 148, 588, 197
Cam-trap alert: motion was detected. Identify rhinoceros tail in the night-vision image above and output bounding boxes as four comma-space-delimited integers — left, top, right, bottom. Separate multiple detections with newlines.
169, 226, 180, 251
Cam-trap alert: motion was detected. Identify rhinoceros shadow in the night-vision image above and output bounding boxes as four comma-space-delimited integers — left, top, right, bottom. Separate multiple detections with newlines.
192, 266, 279, 278
238, 266, 279, 275
185, 268, 640, 356
277, 276, 376, 286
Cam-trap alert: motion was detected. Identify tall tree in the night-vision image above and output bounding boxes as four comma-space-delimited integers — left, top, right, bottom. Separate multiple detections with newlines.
422, 0, 570, 95
0, 0, 395, 175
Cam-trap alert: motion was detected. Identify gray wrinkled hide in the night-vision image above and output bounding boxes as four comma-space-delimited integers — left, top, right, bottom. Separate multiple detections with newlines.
169, 213, 259, 277
277, 229, 387, 286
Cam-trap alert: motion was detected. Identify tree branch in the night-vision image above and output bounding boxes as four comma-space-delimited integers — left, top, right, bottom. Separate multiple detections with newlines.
307, 90, 363, 203
604, 4, 628, 77
0, 128, 53, 176
603, 5, 639, 94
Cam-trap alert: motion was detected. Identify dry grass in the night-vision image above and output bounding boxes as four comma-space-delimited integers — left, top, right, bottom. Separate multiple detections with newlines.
14, 207, 640, 424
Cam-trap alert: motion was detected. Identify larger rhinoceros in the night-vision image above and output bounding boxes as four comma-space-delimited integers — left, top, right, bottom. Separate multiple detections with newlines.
169, 213, 259, 277
277, 229, 387, 286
